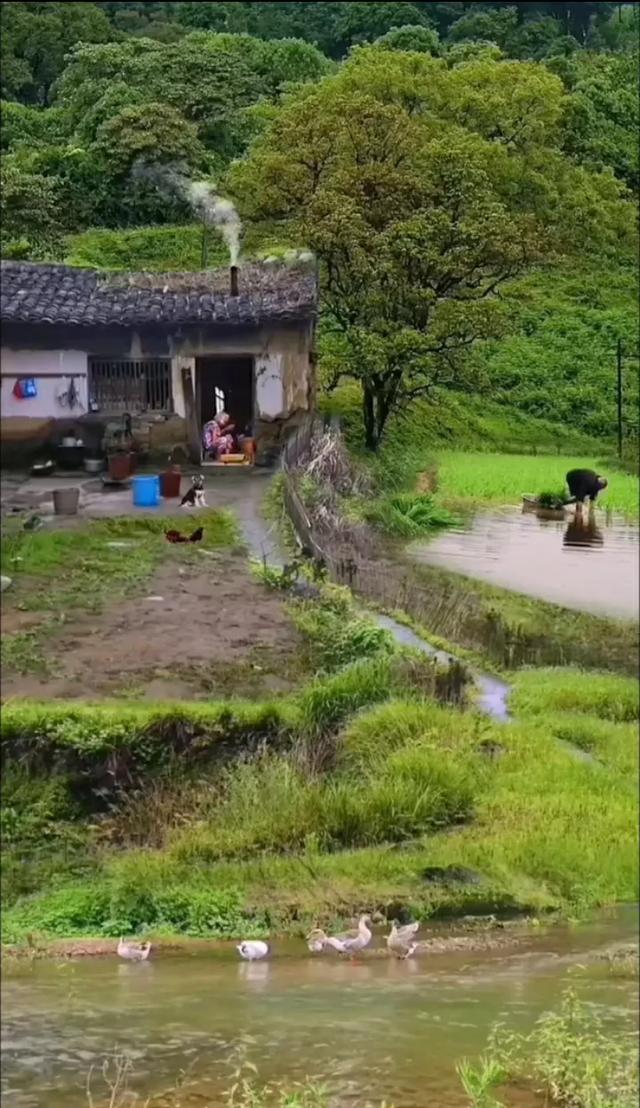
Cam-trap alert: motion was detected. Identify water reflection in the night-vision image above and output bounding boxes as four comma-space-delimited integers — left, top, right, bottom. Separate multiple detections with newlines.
564, 508, 604, 549
238, 962, 270, 990
409, 507, 638, 619
1, 910, 638, 1108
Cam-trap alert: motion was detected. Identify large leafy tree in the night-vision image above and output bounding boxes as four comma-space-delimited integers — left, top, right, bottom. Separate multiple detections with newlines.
0, 160, 64, 255
55, 32, 330, 156
55, 35, 261, 156
553, 50, 639, 189
0, 2, 112, 105
230, 46, 631, 449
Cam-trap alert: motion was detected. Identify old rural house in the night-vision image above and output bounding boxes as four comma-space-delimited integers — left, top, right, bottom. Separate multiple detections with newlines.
0, 259, 317, 464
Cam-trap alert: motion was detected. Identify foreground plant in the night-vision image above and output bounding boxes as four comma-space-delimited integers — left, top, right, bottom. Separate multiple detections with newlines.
84, 1048, 360, 1107
456, 1056, 507, 1108
481, 989, 639, 1108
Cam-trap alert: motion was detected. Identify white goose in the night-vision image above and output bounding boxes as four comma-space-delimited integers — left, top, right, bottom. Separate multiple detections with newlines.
237, 940, 269, 961
307, 915, 372, 957
117, 938, 151, 962
386, 920, 420, 959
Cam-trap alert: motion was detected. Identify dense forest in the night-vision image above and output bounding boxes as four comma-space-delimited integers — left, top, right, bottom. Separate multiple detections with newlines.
1, 1, 638, 445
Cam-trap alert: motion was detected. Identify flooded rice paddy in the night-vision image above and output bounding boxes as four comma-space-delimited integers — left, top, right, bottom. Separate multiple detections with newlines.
2, 909, 637, 1107
409, 507, 639, 620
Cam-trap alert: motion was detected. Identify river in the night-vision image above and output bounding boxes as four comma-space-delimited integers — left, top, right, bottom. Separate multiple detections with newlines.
2, 908, 637, 1107
408, 507, 639, 620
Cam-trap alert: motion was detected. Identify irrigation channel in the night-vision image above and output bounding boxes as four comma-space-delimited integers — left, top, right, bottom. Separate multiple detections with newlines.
2, 908, 637, 1107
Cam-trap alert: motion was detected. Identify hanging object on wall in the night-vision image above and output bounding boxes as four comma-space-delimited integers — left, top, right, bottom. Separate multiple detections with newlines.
56, 376, 80, 410
12, 377, 38, 399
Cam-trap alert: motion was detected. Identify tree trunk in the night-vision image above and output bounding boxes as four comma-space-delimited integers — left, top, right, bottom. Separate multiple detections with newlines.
363, 380, 395, 451
362, 384, 377, 451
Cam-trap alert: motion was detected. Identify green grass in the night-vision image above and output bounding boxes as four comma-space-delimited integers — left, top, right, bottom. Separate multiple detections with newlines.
0, 510, 238, 673
0, 625, 53, 675
287, 585, 395, 672
434, 452, 639, 517
2, 668, 637, 942
1, 509, 237, 609
469, 259, 639, 448
170, 738, 476, 863
325, 385, 602, 464
511, 668, 639, 723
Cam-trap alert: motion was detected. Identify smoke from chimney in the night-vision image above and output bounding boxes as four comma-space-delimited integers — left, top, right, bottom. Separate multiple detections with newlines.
132, 161, 242, 267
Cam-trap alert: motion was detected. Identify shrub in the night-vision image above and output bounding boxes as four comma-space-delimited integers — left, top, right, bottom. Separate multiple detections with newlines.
486, 989, 639, 1108
339, 698, 488, 772
171, 742, 476, 862
2, 885, 111, 940
365, 492, 459, 537
291, 599, 394, 671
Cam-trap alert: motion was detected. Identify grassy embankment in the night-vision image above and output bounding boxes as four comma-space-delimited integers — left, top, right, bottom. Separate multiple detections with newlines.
2, 659, 637, 943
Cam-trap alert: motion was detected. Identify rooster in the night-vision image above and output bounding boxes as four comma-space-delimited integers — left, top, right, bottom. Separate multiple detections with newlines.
165, 528, 203, 544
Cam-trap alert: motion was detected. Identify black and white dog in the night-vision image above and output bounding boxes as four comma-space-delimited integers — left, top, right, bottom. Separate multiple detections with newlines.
180, 474, 207, 508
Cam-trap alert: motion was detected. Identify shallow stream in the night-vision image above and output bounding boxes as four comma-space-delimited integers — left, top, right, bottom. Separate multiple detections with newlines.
2, 909, 637, 1107
409, 507, 639, 620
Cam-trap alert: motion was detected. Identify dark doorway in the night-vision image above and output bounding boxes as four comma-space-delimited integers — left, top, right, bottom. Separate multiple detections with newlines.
196, 355, 254, 458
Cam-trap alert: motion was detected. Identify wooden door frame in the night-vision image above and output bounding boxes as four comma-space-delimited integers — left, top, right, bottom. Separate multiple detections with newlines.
195, 354, 256, 463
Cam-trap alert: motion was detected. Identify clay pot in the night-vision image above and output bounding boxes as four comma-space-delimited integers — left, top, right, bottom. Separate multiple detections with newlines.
107, 453, 131, 481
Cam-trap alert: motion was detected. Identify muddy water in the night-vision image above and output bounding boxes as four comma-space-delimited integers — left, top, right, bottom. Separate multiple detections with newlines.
409, 508, 639, 620
2, 910, 637, 1108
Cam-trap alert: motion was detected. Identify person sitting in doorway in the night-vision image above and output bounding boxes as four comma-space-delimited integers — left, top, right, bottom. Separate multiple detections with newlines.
202, 411, 236, 459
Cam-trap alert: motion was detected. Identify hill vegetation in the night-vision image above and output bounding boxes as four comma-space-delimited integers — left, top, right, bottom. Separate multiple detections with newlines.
1, 1, 637, 450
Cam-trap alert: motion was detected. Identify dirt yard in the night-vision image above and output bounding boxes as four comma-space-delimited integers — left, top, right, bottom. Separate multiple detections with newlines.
2, 553, 306, 700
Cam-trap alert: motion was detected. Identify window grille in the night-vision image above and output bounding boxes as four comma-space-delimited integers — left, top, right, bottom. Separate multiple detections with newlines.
88, 358, 173, 414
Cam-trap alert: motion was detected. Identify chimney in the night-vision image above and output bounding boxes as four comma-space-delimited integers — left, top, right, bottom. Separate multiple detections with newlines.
230, 265, 239, 297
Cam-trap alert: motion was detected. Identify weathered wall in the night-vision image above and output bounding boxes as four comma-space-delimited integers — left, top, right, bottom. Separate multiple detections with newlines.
171, 321, 314, 424
1, 348, 88, 419
1, 320, 315, 462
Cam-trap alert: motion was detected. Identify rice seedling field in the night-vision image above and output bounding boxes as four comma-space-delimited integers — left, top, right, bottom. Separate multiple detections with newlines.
435, 452, 639, 517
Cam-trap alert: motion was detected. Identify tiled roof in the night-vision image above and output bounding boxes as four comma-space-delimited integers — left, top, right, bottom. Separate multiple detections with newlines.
0, 261, 317, 328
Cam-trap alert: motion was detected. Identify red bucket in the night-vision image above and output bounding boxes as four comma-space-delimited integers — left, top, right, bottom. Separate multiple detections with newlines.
160, 470, 182, 499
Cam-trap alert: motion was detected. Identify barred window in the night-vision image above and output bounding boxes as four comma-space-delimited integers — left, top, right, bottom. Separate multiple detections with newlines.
88, 358, 173, 414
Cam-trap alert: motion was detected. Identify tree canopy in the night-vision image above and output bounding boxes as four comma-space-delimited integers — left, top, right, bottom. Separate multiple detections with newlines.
230, 46, 632, 447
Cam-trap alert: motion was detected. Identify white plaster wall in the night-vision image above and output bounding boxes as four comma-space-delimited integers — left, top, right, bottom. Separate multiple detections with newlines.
1, 348, 88, 418
171, 357, 192, 418
255, 352, 285, 419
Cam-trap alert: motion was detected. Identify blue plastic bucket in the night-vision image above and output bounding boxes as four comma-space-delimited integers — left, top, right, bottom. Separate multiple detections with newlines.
132, 475, 160, 508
